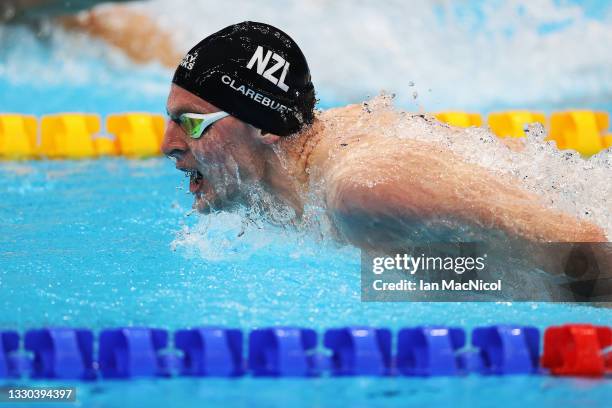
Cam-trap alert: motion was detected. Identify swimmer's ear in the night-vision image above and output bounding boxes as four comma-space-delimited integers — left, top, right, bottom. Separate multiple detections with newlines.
258, 131, 281, 145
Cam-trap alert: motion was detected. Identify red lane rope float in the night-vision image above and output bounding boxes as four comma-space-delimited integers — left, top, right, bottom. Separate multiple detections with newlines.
541, 324, 612, 377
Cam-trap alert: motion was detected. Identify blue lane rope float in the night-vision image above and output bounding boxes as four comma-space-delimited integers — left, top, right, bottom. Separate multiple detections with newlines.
470, 325, 540, 375
25, 328, 95, 380
98, 328, 169, 379
396, 326, 466, 376
0, 325, 610, 380
324, 327, 392, 376
249, 327, 318, 377
175, 327, 243, 377
0, 331, 19, 378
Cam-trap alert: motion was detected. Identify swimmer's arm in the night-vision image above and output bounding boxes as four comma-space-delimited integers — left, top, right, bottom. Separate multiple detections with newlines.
60, 6, 181, 67
327, 168, 610, 282
324, 144, 608, 254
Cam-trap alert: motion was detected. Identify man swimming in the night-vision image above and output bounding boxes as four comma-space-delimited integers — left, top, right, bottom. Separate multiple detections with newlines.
161, 22, 609, 268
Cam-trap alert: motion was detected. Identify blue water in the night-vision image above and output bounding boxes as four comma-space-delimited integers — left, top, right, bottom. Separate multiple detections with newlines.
3, 159, 610, 329
2, 376, 610, 408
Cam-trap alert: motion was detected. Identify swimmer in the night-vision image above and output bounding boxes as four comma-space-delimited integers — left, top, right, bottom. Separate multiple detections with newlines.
161, 22, 610, 277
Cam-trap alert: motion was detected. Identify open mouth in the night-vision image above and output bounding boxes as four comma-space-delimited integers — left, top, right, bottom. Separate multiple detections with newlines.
182, 168, 218, 213
185, 169, 204, 194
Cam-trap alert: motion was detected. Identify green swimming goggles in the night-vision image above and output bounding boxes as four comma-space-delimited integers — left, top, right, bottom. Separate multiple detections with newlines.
168, 110, 230, 139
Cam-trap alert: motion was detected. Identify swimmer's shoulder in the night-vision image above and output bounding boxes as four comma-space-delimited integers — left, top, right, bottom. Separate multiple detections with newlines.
319, 103, 364, 119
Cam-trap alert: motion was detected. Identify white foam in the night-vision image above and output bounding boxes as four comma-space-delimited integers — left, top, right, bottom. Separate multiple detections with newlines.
170, 205, 355, 263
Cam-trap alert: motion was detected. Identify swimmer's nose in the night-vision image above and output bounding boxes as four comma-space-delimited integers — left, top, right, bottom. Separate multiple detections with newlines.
162, 120, 188, 161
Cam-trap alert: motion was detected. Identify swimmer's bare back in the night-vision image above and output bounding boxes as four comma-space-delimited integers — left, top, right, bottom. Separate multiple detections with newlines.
304, 104, 608, 253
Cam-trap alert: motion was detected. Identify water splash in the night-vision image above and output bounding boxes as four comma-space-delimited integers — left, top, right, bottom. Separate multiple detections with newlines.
170, 180, 340, 262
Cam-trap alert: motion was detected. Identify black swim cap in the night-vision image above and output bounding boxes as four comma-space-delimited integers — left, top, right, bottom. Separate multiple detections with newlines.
172, 21, 315, 136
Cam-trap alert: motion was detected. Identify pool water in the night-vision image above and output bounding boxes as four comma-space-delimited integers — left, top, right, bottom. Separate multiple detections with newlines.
6, 376, 611, 408
1, 159, 610, 407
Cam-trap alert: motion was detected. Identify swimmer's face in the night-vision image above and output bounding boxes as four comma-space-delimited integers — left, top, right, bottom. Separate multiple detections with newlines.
162, 84, 272, 213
